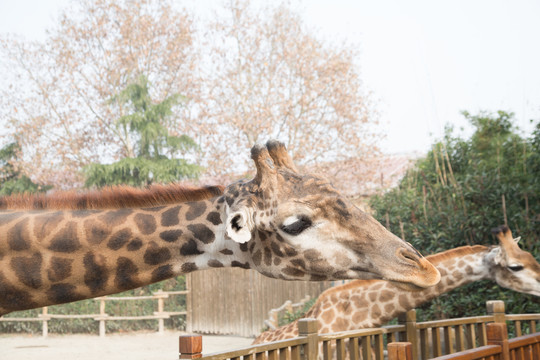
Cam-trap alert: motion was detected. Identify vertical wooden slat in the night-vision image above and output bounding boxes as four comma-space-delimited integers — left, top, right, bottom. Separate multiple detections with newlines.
361, 336, 371, 360
530, 320, 537, 334
455, 324, 465, 351
420, 328, 429, 360
290, 345, 300, 360
336, 339, 346, 360
466, 323, 476, 349
279, 348, 288, 360
515, 320, 522, 337
322, 341, 332, 360
479, 323, 488, 346
373, 334, 384, 360
432, 327, 442, 357
255, 351, 266, 360
349, 337, 359, 360
444, 326, 455, 354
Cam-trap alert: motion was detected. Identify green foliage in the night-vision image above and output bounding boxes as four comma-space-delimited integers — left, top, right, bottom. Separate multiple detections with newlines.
279, 298, 317, 327
0, 142, 52, 195
370, 111, 540, 321
84, 76, 201, 188
0, 276, 187, 334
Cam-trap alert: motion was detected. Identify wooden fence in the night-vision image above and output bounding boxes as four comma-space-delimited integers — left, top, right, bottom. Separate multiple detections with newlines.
177, 300, 540, 360
0, 289, 188, 337
392, 322, 540, 360
187, 268, 332, 337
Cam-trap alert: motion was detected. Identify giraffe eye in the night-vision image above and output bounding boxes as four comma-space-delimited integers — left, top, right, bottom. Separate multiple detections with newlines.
508, 264, 524, 272
280, 215, 312, 236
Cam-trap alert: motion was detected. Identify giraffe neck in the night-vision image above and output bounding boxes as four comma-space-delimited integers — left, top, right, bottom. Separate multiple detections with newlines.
0, 195, 249, 315
322, 245, 491, 331
253, 245, 492, 343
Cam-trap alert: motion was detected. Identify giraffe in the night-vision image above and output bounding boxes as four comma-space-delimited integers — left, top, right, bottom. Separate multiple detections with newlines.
253, 225, 540, 343
0, 140, 440, 316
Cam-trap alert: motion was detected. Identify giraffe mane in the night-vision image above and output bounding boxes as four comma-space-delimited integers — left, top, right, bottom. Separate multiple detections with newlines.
0, 183, 225, 210
425, 245, 489, 265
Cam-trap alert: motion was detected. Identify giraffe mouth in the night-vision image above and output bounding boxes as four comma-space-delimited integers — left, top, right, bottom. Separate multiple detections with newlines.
350, 266, 384, 280
389, 280, 425, 292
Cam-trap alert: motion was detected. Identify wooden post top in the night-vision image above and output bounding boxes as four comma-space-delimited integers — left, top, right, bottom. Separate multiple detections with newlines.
388, 342, 412, 360
298, 318, 318, 335
179, 335, 202, 359
486, 300, 505, 314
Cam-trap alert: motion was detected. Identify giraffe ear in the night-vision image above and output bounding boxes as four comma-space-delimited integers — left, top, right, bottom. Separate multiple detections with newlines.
226, 208, 254, 243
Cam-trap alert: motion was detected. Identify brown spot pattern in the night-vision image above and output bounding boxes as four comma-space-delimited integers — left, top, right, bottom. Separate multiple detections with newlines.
8, 218, 31, 251
48, 221, 80, 253
47, 257, 73, 282
12, 253, 42, 289
134, 213, 157, 235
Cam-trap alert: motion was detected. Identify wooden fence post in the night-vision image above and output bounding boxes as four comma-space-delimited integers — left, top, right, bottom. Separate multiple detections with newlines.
153, 290, 169, 335
298, 318, 319, 360
186, 274, 192, 333
41, 307, 48, 338
179, 335, 202, 359
486, 322, 509, 360
486, 300, 506, 323
388, 342, 413, 360
398, 310, 418, 360
98, 298, 107, 337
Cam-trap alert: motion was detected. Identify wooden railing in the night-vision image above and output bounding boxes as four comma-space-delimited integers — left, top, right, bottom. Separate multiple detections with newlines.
177, 300, 539, 360
391, 322, 540, 360
0, 289, 188, 337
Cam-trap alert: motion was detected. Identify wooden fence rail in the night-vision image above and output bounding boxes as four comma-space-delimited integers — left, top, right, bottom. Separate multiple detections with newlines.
177, 300, 540, 360
0, 289, 188, 337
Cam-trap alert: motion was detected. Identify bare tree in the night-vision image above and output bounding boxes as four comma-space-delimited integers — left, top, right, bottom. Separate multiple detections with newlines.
0, 0, 199, 188
1, 0, 381, 192
190, 1, 381, 185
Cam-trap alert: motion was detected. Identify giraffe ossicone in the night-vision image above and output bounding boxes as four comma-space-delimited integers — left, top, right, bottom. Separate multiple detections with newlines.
253, 225, 540, 344
0, 140, 439, 315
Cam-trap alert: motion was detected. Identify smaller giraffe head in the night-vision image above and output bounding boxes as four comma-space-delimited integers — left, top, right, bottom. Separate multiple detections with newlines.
222, 140, 440, 287
489, 225, 540, 296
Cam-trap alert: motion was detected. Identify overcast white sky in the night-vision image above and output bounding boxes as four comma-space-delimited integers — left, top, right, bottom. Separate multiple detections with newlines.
1, 0, 539, 154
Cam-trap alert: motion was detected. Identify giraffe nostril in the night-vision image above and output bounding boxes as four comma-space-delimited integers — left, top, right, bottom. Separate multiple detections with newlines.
398, 248, 422, 266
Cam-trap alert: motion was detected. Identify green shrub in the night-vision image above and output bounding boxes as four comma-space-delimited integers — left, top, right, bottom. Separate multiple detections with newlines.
369, 111, 540, 321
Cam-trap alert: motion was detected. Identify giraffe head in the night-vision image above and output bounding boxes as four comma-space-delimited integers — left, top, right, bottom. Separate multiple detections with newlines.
488, 225, 540, 296
222, 140, 440, 287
